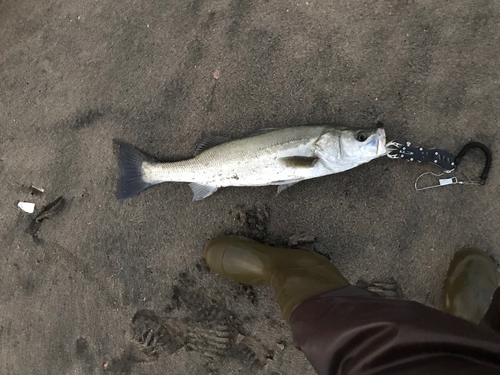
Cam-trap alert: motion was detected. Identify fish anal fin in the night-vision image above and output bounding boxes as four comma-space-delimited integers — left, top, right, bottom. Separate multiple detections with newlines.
194, 135, 231, 156
189, 183, 218, 201
279, 156, 319, 168
276, 182, 298, 195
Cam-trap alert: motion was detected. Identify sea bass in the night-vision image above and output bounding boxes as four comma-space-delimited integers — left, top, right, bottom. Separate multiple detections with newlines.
115, 124, 388, 201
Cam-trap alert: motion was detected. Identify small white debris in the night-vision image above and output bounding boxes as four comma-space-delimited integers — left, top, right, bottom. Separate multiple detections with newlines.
30, 185, 44, 194
18, 202, 35, 213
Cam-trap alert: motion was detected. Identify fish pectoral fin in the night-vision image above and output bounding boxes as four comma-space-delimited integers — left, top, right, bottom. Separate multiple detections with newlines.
276, 182, 298, 195
189, 183, 218, 201
279, 156, 319, 168
194, 135, 231, 156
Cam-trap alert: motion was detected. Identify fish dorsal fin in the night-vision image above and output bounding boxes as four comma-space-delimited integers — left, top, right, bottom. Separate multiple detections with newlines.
279, 156, 319, 168
194, 135, 231, 156
189, 183, 218, 201
194, 129, 279, 156
244, 128, 280, 137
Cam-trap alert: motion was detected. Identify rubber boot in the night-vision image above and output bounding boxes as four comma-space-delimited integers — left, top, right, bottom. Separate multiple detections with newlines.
443, 249, 499, 325
204, 237, 350, 321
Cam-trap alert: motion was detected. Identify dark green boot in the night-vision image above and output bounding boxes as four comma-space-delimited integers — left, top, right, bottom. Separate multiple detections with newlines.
204, 237, 350, 321
443, 249, 499, 324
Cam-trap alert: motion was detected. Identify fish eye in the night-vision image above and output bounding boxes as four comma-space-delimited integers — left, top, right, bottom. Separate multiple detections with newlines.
356, 131, 367, 142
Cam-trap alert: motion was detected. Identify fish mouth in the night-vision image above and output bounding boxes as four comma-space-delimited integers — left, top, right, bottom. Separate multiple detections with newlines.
364, 128, 386, 156
376, 128, 387, 156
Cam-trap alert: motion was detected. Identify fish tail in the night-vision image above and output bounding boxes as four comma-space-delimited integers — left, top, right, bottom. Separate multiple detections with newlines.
114, 140, 155, 200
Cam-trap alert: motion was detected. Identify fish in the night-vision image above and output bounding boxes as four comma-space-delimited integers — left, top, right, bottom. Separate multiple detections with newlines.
114, 124, 388, 201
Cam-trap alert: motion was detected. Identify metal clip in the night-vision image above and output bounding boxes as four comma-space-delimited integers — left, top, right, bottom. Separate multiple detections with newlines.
386, 141, 403, 159
387, 141, 456, 171
414, 171, 481, 191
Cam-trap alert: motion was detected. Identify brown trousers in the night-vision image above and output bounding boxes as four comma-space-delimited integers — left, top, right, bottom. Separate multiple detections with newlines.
289, 286, 500, 375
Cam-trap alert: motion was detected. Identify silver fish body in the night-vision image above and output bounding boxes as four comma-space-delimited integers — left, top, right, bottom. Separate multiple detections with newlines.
115, 125, 387, 200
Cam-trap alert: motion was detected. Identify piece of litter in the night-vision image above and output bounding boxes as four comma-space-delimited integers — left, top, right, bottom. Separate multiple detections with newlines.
103, 362, 109, 369
36, 196, 65, 223
18, 202, 35, 213
30, 185, 44, 194
213, 69, 220, 79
